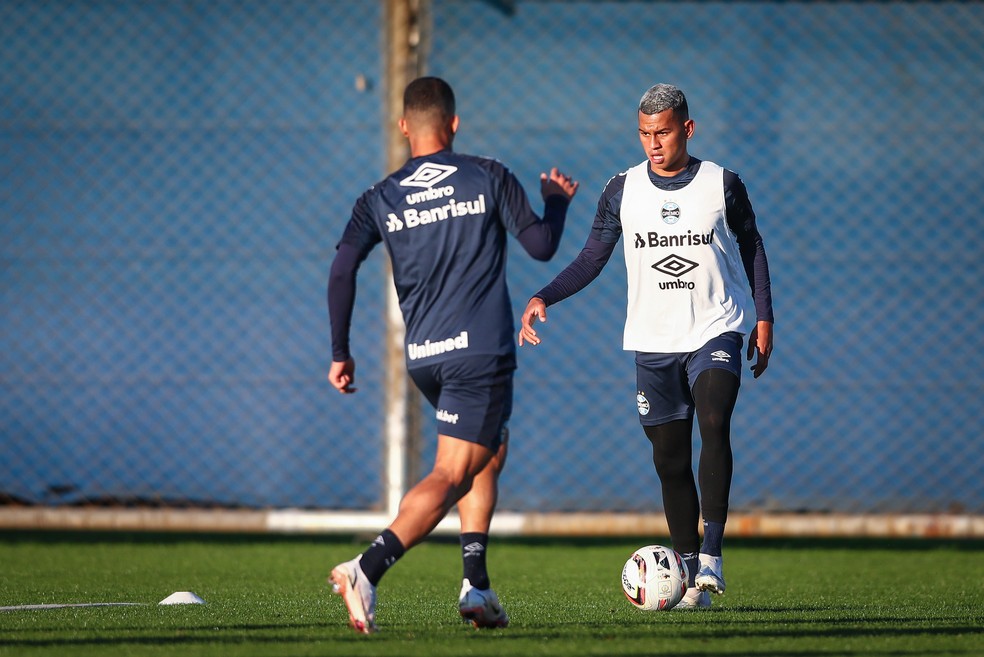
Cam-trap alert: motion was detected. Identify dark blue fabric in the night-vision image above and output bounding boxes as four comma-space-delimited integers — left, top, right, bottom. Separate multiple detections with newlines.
330, 149, 567, 364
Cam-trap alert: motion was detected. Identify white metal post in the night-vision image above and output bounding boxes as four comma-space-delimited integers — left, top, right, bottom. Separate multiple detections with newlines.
383, 0, 428, 517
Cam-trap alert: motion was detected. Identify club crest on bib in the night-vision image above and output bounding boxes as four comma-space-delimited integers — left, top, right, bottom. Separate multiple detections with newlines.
661, 201, 681, 225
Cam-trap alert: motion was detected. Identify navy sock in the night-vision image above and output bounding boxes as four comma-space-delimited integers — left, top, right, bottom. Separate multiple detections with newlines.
701, 520, 725, 557
460, 532, 490, 590
358, 529, 405, 586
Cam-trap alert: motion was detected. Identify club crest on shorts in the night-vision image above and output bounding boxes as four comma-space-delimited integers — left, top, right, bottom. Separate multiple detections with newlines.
637, 392, 650, 416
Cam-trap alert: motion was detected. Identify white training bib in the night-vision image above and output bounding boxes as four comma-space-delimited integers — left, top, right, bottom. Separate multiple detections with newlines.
619, 160, 750, 353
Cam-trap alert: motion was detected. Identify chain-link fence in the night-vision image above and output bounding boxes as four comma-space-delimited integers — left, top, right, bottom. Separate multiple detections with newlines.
3, 1, 983, 520
1, 0, 390, 510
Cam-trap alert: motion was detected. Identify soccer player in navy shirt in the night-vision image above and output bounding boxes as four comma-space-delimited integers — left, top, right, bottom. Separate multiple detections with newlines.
519, 83, 774, 609
327, 77, 579, 633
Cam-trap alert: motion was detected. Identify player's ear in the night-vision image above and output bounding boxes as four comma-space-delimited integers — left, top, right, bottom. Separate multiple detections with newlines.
398, 116, 410, 137
450, 114, 460, 135
684, 119, 695, 139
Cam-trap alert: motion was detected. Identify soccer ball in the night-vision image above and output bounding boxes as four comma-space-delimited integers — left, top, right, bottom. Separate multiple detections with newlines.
620, 544, 689, 610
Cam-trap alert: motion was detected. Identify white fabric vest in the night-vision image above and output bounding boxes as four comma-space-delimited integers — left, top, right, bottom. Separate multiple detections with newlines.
620, 160, 750, 353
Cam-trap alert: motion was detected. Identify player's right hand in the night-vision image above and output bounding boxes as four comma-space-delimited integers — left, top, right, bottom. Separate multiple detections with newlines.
329, 358, 358, 393
518, 297, 548, 346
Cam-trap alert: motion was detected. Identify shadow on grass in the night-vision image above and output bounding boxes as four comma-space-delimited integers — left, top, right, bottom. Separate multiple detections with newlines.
3, 614, 982, 656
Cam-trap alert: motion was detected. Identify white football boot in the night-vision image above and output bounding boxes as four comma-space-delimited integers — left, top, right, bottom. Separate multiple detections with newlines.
694, 554, 726, 595
329, 556, 377, 634
675, 586, 712, 609
458, 578, 509, 628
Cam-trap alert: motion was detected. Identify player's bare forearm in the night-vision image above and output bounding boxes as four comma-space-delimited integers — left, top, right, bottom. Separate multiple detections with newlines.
518, 297, 548, 347
746, 321, 773, 378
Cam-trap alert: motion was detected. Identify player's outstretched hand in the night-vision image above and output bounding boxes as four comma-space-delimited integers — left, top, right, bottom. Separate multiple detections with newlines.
518, 297, 548, 347
540, 167, 579, 201
746, 321, 774, 378
329, 358, 358, 393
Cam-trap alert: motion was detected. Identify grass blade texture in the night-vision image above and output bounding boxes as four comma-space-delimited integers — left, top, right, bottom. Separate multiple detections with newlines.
1, 532, 982, 657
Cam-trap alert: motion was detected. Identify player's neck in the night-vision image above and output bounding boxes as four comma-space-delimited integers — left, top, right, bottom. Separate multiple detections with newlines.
411, 146, 452, 158
408, 130, 454, 158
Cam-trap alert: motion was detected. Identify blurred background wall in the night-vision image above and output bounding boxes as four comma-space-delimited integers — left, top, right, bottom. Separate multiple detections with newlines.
2, 1, 982, 521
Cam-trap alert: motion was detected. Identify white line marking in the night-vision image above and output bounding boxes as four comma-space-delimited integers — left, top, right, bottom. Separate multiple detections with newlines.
0, 602, 145, 612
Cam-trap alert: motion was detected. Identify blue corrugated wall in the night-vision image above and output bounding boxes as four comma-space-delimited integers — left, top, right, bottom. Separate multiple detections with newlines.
2, 1, 982, 514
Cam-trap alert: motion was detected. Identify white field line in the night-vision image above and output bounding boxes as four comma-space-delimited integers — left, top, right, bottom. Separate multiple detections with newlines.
1, 592, 205, 611
0, 602, 146, 612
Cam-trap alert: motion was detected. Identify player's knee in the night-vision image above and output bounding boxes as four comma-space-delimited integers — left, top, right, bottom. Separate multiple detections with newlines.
652, 456, 692, 480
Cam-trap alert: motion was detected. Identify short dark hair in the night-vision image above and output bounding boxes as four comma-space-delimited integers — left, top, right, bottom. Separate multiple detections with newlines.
403, 77, 456, 120
638, 83, 689, 120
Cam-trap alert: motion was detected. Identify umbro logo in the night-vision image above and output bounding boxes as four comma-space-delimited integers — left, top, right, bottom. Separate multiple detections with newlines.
710, 350, 731, 363
462, 542, 485, 558
652, 254, 698, 278
400, 162, 457, 188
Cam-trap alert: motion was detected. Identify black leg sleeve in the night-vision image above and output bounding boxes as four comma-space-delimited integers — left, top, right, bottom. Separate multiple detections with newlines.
643, 419, 700, 555
692, 368, 740, 524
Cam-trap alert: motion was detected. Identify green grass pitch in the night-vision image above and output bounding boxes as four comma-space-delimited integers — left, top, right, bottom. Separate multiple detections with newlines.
1, 531, 982, 656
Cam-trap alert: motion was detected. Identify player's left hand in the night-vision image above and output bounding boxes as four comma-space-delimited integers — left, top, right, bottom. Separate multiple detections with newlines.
746, 321, 773, 378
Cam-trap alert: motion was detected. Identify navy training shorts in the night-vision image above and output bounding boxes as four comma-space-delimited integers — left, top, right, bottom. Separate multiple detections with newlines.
408, 354, 514, 451
634, 332, 743, 426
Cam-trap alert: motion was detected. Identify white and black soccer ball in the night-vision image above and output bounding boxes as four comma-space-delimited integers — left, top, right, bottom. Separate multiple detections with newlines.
620, 544, 689, 610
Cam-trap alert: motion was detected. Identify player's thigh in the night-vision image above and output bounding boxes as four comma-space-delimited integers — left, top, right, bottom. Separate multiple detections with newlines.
433, 433, 495, 483
635, 352, 692, 426
685, 331, 743, 390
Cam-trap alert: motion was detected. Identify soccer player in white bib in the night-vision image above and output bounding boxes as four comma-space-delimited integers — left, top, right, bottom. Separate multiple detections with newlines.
519, 83, 774, 610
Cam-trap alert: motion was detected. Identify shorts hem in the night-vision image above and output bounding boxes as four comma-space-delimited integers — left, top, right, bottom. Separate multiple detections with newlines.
639, 411, 693, 427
